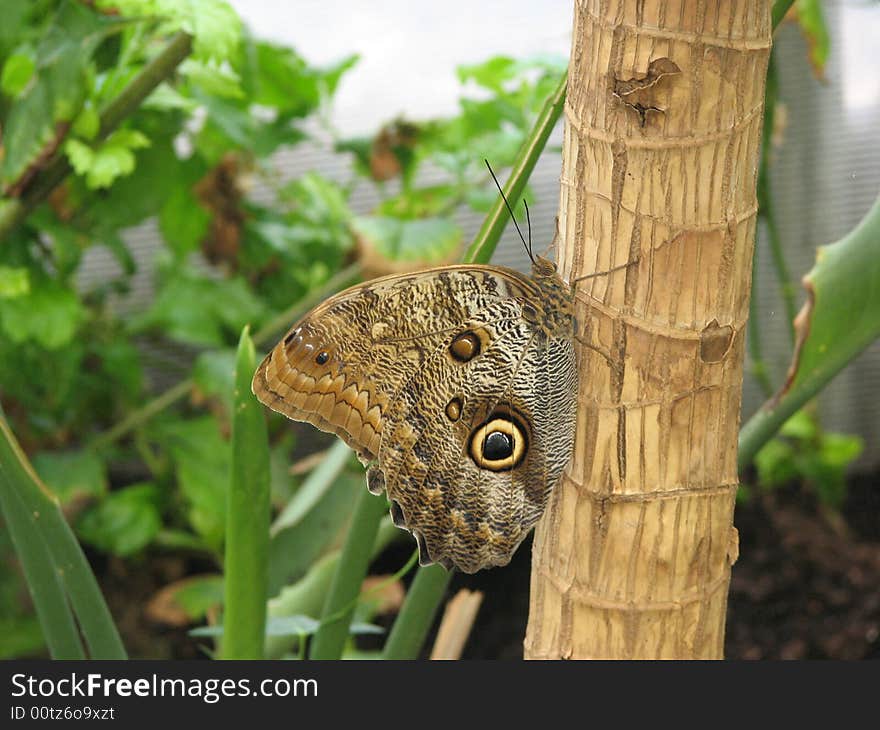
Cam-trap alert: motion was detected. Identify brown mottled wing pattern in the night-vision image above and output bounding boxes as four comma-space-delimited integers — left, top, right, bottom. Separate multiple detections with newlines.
252, 264, 577, 573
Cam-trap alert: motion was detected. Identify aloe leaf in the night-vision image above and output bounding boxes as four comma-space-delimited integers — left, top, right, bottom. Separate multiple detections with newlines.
739, 195, 880, 470
221, 326, 271, 659
0, 414, 126, 658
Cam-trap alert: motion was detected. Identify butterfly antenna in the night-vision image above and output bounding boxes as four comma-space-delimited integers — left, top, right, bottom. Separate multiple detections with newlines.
523, 199, 534, 262
484, 159, 534, 264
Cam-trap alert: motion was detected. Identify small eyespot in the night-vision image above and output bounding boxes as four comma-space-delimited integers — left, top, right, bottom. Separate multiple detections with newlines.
315, 351, 329, 365
283, 327, 302, 345
445, 397, 463, 422
450, 331, 481, 362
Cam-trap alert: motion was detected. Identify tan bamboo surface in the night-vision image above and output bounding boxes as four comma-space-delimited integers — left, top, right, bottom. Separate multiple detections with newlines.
526, 0, 772, 659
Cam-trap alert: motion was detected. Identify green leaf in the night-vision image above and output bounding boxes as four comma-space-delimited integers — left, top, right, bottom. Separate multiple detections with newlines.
0, 267, 29, 299
754, 438, 797, 490
1, 52, 36, 97
154, 416, 230, 551
222, 327, 271, 659
180, 58, 243, 99
796, 0, 830, 78
192, 348, 237, 412
97, 0, 241, 62
457, 56, 517, 92
76, 482, 162, 556
71, 105, 100, 141
170, 575, 225, 620
352, 216, 461, 263
31, 449, 107, 505
0, 415, 126, 658
65, 129, 150, 189
130, 268, 265, 347
739, 195, 880, 469
0, 277, 84, 349
0, 1, 121, 192
268, 442, 361, 596
159, 185, 211, 258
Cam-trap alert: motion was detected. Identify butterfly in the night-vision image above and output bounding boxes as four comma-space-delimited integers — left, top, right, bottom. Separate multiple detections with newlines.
253, 172, 579, 573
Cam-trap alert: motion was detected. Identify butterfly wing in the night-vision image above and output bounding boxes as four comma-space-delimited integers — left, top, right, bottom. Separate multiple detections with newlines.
253, 265, 577, 572
375, 297, 577, 572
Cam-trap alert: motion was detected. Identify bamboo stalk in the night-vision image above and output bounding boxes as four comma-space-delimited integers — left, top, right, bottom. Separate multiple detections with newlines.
526, 0, 772, 659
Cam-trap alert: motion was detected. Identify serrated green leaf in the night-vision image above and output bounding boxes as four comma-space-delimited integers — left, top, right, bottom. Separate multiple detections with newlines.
76, 482, 162, 556
0, 277, 84, 349
65, 137, 96, 176
71, 105, 100, 140
97, 0, 241, 62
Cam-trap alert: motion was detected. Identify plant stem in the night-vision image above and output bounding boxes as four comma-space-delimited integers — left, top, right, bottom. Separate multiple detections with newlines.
308, 488, 388, 659
463, 70, 567, 265
381, 564, 451, 659
0, 32, 194, 244
771, 0, 796, 30
757, 52, 797, 342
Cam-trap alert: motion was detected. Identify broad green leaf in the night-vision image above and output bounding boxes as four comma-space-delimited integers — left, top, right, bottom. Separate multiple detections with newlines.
268, 461, 362, 596
154, 416, 230, 550
192, 348, 237, 413
76, 482, 162, 556
130, 268, 265, 347
31, 449, 107, 505
457, 56, 517, 92
352, 216, 461, 263
168, 575, 224, 621
180, 58, 243, 99
71, 105, 100, 140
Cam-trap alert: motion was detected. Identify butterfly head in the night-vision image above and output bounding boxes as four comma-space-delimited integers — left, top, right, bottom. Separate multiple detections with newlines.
530, 255, 558, 279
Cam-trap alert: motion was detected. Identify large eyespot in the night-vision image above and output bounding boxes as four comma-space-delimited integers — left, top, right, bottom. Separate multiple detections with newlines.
468, 409, 529, 472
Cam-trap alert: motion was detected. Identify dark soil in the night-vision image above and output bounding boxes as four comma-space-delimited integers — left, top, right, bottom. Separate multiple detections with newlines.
94, 476, 880, 660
